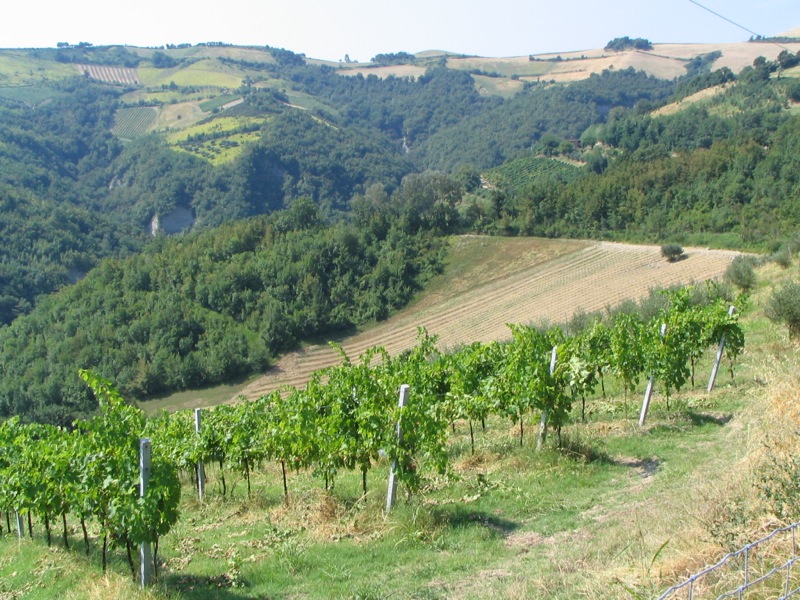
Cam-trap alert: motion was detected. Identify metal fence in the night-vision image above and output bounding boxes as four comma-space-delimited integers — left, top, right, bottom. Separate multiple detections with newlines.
658, 522, 800, 599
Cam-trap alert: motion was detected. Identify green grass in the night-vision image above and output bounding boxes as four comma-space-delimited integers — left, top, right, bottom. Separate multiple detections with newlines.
138, 61, 244, 88
0, 51, 78, 86
163, 115, 267, 166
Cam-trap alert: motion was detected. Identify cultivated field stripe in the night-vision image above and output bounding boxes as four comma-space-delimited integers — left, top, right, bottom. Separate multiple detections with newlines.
233, 241, 740, 404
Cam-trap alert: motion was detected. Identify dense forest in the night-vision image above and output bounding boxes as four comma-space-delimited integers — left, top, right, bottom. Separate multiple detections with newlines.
1, 44, 800, 423
0, 196, 448, 425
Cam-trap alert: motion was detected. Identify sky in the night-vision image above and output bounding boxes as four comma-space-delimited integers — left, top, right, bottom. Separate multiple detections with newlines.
3, 0, 800, 61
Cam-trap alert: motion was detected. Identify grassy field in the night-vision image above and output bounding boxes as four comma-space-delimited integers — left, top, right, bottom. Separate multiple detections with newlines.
3, 254, 798, 598
164, 115, 267, 164
138, 61, 244, 89
0, 52, 77, 86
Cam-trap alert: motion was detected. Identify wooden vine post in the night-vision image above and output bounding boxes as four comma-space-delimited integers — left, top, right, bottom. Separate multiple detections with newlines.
639, 323, 667, 428
536, 346, 558, 450
707, 305, 736, 393
15, 512, 24, 538
139, 438, 153, 587
194, 408, 205, 502
385, 384, 409, 514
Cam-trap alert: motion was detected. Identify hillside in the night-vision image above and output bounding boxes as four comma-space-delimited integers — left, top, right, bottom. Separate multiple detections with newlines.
147, 236, 741, 413
1, 39, 800, 424
2, 242, 798, 599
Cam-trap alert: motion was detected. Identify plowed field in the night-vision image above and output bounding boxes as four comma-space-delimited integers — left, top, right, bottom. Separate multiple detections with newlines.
235, 237, 740, 402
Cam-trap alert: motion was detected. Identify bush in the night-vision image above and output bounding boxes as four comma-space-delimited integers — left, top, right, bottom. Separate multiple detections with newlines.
771, 247, 792, 268
725, 256, 757, 291
660, 243, 685, 262
765, 280, 800, 338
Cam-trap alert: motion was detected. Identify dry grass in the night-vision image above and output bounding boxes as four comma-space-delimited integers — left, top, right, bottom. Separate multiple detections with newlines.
78, 572, 162, 600
338, 64, 427, 79
653, 84, 729, 117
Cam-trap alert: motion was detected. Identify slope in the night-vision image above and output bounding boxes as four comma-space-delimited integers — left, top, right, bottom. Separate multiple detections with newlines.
146, 236, 741, 413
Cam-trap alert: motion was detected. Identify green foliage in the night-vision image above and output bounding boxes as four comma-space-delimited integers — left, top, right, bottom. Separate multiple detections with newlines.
371, 52, 416, 65
0, 210, 446, 422
0, 372, 180, 573
417, 68, 675, 171
660, 243, 685, 262
725, 256, 758, 291
150, 51, 178, 69
605, 37, 653, 52
765, 280, 800, 338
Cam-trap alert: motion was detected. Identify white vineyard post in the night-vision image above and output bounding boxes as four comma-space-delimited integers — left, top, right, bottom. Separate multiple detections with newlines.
639, 323, 667, 428
537, 346, 558, 450
385, 384, 409, 514
707, 305, 736, 393
15, 511, 24, 538
139, 438, 153, 587
194, 408, 205, 502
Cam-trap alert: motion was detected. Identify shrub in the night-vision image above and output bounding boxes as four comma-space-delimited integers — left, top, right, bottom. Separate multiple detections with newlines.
725, 256, 757, 291
660, 243, 685, 262
771, 247, 792, 268
765, 280, 800, 339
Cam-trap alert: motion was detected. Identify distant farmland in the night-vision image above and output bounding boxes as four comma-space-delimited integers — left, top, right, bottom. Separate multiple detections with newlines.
79, 64, 139, 85
112, 106, 158, 139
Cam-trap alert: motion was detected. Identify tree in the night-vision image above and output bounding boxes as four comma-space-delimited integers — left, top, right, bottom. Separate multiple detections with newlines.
765, 280, 800, 339
660, 243, 685, 262
151, 51, 177, 69
725, 256, 757, 291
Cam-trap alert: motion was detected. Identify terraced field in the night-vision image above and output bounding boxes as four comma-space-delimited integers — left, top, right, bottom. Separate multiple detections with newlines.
79, 64, 139, 85
145, 237, 742, 413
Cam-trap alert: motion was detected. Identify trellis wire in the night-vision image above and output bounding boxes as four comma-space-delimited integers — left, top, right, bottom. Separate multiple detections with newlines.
658, 522, 800, 599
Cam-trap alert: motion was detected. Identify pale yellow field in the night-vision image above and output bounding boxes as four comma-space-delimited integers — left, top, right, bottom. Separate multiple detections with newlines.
338, 64, 428, 79
473, 75, 524, 97
653, 84, 729, 117
142, 237, 742, 413
150, 101, 205, 130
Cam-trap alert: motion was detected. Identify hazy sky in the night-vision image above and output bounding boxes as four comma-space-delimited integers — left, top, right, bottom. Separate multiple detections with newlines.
4, 0, 800, 61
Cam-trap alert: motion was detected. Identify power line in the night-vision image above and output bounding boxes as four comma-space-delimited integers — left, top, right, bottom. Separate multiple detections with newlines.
687, 0, 792, 52
687, 0, 762, 39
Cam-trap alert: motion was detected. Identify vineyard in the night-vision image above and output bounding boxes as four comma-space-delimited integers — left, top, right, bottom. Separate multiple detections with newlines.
112, 106, 159, 140
217, 239, 740, 409
0, 285, 745, 593
79, 65, 140, 85
482, 155, 583, 191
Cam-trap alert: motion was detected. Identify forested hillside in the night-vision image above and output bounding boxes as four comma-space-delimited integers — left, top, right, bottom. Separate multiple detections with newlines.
0, 53, 679, 328
487, 70, 800, 245
1, 42, 800, 424
0, 198, 446, 424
